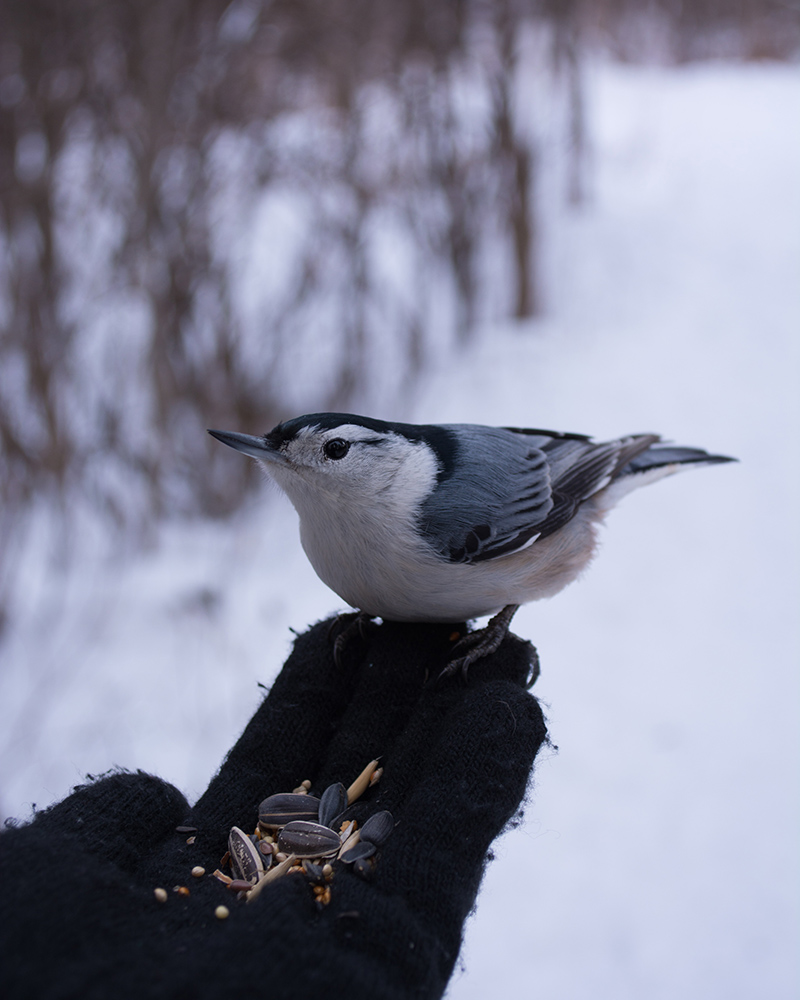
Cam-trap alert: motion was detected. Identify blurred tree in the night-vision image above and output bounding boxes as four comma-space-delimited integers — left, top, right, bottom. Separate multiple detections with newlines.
588, 0, 799, 62
0, 0, 561, 536
0, 0, 792, 604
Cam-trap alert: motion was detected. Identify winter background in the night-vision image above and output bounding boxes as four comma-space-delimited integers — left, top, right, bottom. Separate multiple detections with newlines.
1, 5, 798, 999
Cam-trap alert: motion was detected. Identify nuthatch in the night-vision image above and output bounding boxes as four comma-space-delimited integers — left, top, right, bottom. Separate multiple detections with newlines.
209, 414, 734, 674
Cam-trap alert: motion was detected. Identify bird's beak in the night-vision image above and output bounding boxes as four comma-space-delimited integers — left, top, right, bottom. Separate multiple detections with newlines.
208, 429, 287, 465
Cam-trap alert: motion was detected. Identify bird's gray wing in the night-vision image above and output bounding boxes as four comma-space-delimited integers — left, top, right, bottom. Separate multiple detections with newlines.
418, 426, 659, 564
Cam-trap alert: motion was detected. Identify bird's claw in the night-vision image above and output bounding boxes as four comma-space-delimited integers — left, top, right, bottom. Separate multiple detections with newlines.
440, 604, 534, 681
329, 612, 377, 665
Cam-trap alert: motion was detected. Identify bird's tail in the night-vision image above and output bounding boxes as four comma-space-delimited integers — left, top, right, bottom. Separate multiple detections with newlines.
623, 444, 736, 475
596, 441, 736, 510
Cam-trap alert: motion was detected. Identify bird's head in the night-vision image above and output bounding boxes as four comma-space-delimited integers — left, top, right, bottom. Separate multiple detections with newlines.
209, 413, 448, 515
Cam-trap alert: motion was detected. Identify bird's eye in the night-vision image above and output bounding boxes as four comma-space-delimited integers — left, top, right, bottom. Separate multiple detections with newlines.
323, 438, 350, 460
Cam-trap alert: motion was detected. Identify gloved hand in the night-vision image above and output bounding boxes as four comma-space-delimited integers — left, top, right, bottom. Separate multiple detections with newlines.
0, 617, 547, 1000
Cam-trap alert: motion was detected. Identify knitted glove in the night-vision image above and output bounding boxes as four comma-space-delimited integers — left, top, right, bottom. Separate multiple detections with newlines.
0, 617, 547, 1000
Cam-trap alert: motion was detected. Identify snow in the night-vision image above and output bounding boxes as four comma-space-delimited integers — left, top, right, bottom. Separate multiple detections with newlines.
2, 60, 798, 999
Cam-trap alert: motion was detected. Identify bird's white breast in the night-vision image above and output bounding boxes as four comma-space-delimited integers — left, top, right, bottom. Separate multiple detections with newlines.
288, 481, 604, 623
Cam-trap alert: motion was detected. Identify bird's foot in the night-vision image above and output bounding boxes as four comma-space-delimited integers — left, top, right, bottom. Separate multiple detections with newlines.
442, 604, 533, 681
329, 611, 378, 665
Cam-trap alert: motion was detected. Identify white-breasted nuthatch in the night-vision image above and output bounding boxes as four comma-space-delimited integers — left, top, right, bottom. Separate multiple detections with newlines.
209, 414, 734, 671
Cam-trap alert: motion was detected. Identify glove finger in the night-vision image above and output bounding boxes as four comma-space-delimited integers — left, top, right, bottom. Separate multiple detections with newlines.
307, 620, 464, 794
348, 629, 542, 817
17, 771, 189, 866
370, 634, 548, 921
192, 617, 363, 836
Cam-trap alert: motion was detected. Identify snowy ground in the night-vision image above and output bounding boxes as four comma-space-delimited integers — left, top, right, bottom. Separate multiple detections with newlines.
2, 60, 798, 999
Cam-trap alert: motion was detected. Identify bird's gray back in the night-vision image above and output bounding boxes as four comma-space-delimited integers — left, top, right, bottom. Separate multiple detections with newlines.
418, 425, 660, 564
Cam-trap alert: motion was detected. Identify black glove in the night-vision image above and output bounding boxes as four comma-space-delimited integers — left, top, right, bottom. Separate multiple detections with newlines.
0, 617, 547, 1000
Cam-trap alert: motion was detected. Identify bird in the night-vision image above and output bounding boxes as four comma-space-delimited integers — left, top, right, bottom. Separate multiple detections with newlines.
208, 413, 735, 674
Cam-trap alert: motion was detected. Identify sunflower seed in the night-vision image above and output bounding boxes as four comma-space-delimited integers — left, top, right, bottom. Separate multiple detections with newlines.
258, 793, 321, 828
359, 810, 394, 846
228, 825, 265, 883
340, 841, 376, 864
318, 782, 348, 828
277, 820, 341, 858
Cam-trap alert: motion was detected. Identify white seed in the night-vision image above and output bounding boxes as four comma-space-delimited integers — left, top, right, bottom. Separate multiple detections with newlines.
347, 759, 380, 804
191, 866, 205, 878
154, 888, 168, 903
338, 828, 361, 859
215, 905, 230, 920
246, 853, 297, 904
